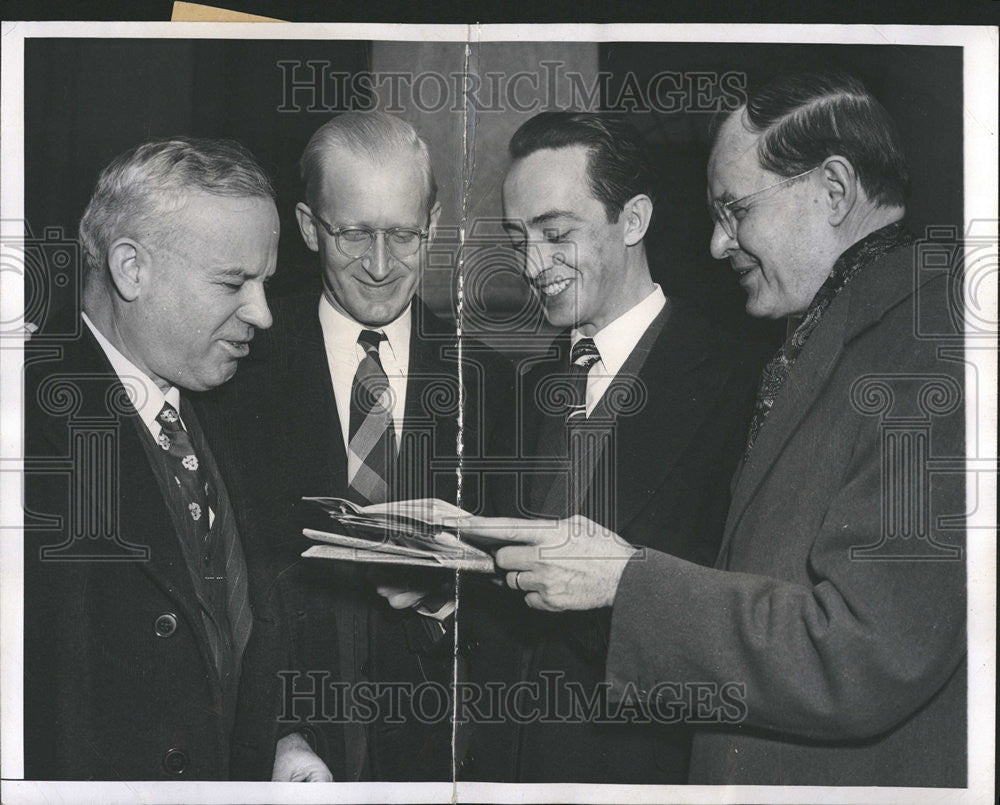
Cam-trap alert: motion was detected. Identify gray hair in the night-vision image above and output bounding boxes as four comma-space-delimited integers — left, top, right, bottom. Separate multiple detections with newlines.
299, 111, 437, 212
78, 137, 275, 273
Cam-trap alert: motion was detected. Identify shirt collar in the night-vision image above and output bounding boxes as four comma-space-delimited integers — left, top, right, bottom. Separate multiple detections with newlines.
318, 294, 412, 361
572, 285, 666, 377
81, 311, 179, 429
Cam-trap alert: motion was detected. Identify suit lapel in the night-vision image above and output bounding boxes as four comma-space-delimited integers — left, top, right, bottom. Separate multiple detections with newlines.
594, 302, 721, 533
252, 293, 348, 497
49, 328, 220, 677
398, 300, 460, 502
531, 336, 573, 517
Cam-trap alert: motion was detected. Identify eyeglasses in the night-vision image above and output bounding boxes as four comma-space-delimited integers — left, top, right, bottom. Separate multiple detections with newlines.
306, 209, 428, 260
711, 167, 818, 240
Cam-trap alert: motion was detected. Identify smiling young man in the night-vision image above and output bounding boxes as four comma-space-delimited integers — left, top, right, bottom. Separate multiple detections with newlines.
198, 111, 512, 782
457, 112, 769, 784
22, 138, 332, 780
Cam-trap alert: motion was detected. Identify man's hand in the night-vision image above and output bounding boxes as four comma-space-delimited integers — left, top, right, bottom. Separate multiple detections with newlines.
449, 514, 639, 611
368, 566, 455, 617
271, 732, 333, 782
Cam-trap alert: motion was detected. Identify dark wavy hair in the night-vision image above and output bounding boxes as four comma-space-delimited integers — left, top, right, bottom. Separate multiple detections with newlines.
508, 111, 655, 222
723, 72, 909, 208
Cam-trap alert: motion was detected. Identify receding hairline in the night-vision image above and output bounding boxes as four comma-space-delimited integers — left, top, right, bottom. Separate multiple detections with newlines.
300, 114, 438, 211
305, 140, 437, 214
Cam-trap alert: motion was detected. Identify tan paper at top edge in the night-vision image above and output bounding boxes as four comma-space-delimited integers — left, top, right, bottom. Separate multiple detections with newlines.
171, 1, 284, 22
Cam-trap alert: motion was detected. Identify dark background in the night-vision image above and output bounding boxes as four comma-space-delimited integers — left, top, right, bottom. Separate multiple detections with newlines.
4, 0, 998, 24
24, 38, 963, 349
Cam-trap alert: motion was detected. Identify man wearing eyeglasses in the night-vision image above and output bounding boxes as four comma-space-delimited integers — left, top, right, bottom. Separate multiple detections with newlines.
198, 111, 511, 781
457, 73, 966, 786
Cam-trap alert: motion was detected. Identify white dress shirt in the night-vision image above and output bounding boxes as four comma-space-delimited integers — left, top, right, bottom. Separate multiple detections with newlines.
316, 298, 451, 621
82, 312, 214, 525
83, 311, 180, 442
318, 295, 411, 449
571, 285, 667, 416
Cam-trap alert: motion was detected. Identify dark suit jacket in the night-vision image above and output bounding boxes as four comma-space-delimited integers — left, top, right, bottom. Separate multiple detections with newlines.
196, 292, 514, 781
606, 245, 967, 786
23, 313, 283, 780
460, 297, 769, 782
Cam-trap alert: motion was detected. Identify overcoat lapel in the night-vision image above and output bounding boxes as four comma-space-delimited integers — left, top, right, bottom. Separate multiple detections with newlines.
717, 247, 926, 563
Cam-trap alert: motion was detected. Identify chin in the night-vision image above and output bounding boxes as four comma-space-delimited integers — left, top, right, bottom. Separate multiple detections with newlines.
365, 304, 410, 327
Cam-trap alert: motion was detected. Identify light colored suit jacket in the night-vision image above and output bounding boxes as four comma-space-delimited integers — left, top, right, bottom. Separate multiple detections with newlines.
606, 242, 966, 786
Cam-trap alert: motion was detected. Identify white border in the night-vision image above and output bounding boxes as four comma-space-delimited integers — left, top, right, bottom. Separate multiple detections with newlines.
1, 20, 995, 805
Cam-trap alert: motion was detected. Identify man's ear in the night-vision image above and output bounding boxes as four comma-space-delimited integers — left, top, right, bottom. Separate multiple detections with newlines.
106, 237, 144, 301
820, 156, 858, 226
426, 201, 442, 244
622, 194, 653, 247
295, 202, 320, 252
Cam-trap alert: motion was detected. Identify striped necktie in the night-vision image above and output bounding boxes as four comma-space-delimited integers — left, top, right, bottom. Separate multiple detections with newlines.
347, 329, 397, 504
567, 337, 601, 421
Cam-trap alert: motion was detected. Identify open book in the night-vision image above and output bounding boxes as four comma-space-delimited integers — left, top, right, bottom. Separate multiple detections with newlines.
301, 497, 497, 573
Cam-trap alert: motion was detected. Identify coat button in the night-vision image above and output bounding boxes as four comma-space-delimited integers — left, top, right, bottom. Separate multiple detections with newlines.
163, 748, 188, 775
154, 612, 178, 638
461, 638, 480, 656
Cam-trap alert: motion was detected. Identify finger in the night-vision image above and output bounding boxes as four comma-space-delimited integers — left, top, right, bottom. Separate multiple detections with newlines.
387, 591, 428, 609
374, 584, 410, 597
524, 591, 558, 611
494, 544, 541, 571
505, 570, 542, 592
306, 766, 334, 782
441, 515, 549, 544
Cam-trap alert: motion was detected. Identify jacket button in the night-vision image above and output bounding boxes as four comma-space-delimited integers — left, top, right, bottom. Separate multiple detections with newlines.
461, 638, 480, 656
163, 748, 188, 775
154, 613, 178, 638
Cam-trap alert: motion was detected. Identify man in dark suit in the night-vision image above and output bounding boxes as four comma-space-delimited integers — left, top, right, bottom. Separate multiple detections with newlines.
24, 137, 330, 780
198, 111, 512, 782
456, 112, 768, 782
459, 73, 967, 787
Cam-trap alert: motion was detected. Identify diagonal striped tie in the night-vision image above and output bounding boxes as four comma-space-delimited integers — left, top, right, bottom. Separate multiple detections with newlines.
567, 337, 601, 422
348, 329, 398, 505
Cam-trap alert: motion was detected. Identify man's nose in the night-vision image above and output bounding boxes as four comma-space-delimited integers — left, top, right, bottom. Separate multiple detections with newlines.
240, 281, 273, 330
523, 242, 564, 280
709, 219, 739, 260
362, 233, 393, 280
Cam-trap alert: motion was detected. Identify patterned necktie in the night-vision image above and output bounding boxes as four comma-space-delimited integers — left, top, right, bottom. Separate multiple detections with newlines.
567, 337, 601, 422
348, 329, 398, 505
156, 401, 212, 548
156, 400, 251, 684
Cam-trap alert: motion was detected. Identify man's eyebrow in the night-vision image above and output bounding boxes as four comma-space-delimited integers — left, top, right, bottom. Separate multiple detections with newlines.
529, 210, 582, 227
214, 266, 253, 280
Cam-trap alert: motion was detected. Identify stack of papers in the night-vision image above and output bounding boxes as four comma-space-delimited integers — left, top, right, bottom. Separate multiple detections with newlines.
300, 497, 496, 573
